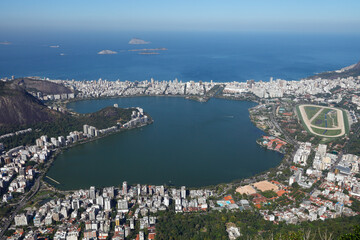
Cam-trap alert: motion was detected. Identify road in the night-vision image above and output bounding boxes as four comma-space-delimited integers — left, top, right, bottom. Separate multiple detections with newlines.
270, 104, 299, 147
0, 176, 41, 239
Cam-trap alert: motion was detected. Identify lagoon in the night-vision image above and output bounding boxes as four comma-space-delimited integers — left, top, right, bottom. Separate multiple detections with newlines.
47, 97, 283, 190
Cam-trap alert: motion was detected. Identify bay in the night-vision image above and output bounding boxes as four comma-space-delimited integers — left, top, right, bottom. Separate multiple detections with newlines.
47, 97, 283, 190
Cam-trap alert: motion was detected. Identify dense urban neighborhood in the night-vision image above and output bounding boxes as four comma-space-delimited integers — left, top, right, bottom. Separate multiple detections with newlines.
1, 72, 360, 239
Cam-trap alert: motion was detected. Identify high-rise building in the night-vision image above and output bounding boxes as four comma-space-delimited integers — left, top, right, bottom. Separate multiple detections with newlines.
318, 144, 327, 156
160, 185, 165, 196
89, 127, 96, 137
72, 199, 80, 210
96, 195, 104, 207
122, 181, 128, 195
137, 184, 141, 196
164, 195, 170, 207
104, 198, 111, 211
181, 186, 186, 199
90, 186, 96, 200
14, 214, 28, 226
40, 135, 48, 143
58, 136, 65, 146
83, 125, 89, 135
36, 138, 44, 147
117, 199, 129, 213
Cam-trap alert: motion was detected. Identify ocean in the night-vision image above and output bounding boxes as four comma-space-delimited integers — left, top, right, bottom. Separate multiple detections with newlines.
1, 31, 360, 82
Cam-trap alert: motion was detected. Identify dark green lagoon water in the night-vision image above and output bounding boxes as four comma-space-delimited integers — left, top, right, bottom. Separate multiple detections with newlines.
47, 97, 283, 190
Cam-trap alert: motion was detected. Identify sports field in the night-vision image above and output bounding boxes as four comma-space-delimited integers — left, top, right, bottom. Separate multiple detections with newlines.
297, 104, 348, 138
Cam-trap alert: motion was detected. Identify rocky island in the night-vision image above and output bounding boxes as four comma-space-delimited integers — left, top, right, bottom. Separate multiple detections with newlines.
97, 50, 117, 55
128, 38, 150, 45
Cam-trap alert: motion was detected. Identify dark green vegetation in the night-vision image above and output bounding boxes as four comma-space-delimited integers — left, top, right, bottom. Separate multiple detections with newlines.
308, 61, 360, 80
0, 105, 137, 150
304, 106, 321, 120
155, 210, 360, 240
346, 122, 360, 155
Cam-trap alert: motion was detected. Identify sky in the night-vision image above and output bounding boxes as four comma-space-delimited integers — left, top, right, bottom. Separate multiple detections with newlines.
0, 0, 360, 33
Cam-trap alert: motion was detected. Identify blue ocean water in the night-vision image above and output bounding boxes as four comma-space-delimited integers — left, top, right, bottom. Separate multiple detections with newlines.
1, 31, 360, 82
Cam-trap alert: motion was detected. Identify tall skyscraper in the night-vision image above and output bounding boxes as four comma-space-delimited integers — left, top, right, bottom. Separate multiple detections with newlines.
181, 186, 186, 199
122, 181, 128, 195
71, 199, 80, 210
83, 125, 89, 135
90, 186, 96, 200
104, 198, 111, 211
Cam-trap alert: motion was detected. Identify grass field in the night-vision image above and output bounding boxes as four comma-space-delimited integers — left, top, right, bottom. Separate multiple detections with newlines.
311, 127, 341, 136
310, 108, 338, 128
304, 106, 321, 120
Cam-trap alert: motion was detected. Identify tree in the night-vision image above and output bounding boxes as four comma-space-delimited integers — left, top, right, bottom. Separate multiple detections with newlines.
339, 225, 360, 239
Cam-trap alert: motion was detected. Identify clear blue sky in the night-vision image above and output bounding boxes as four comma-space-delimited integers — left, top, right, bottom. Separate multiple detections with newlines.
1, 0, 360, 33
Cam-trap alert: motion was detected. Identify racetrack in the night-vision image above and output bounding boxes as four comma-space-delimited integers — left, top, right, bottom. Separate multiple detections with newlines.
298, 104, 345, 138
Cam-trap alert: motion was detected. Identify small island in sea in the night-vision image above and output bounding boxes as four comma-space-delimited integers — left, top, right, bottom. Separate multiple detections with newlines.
97, 50, 117, 55
128, 38, 150, 44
